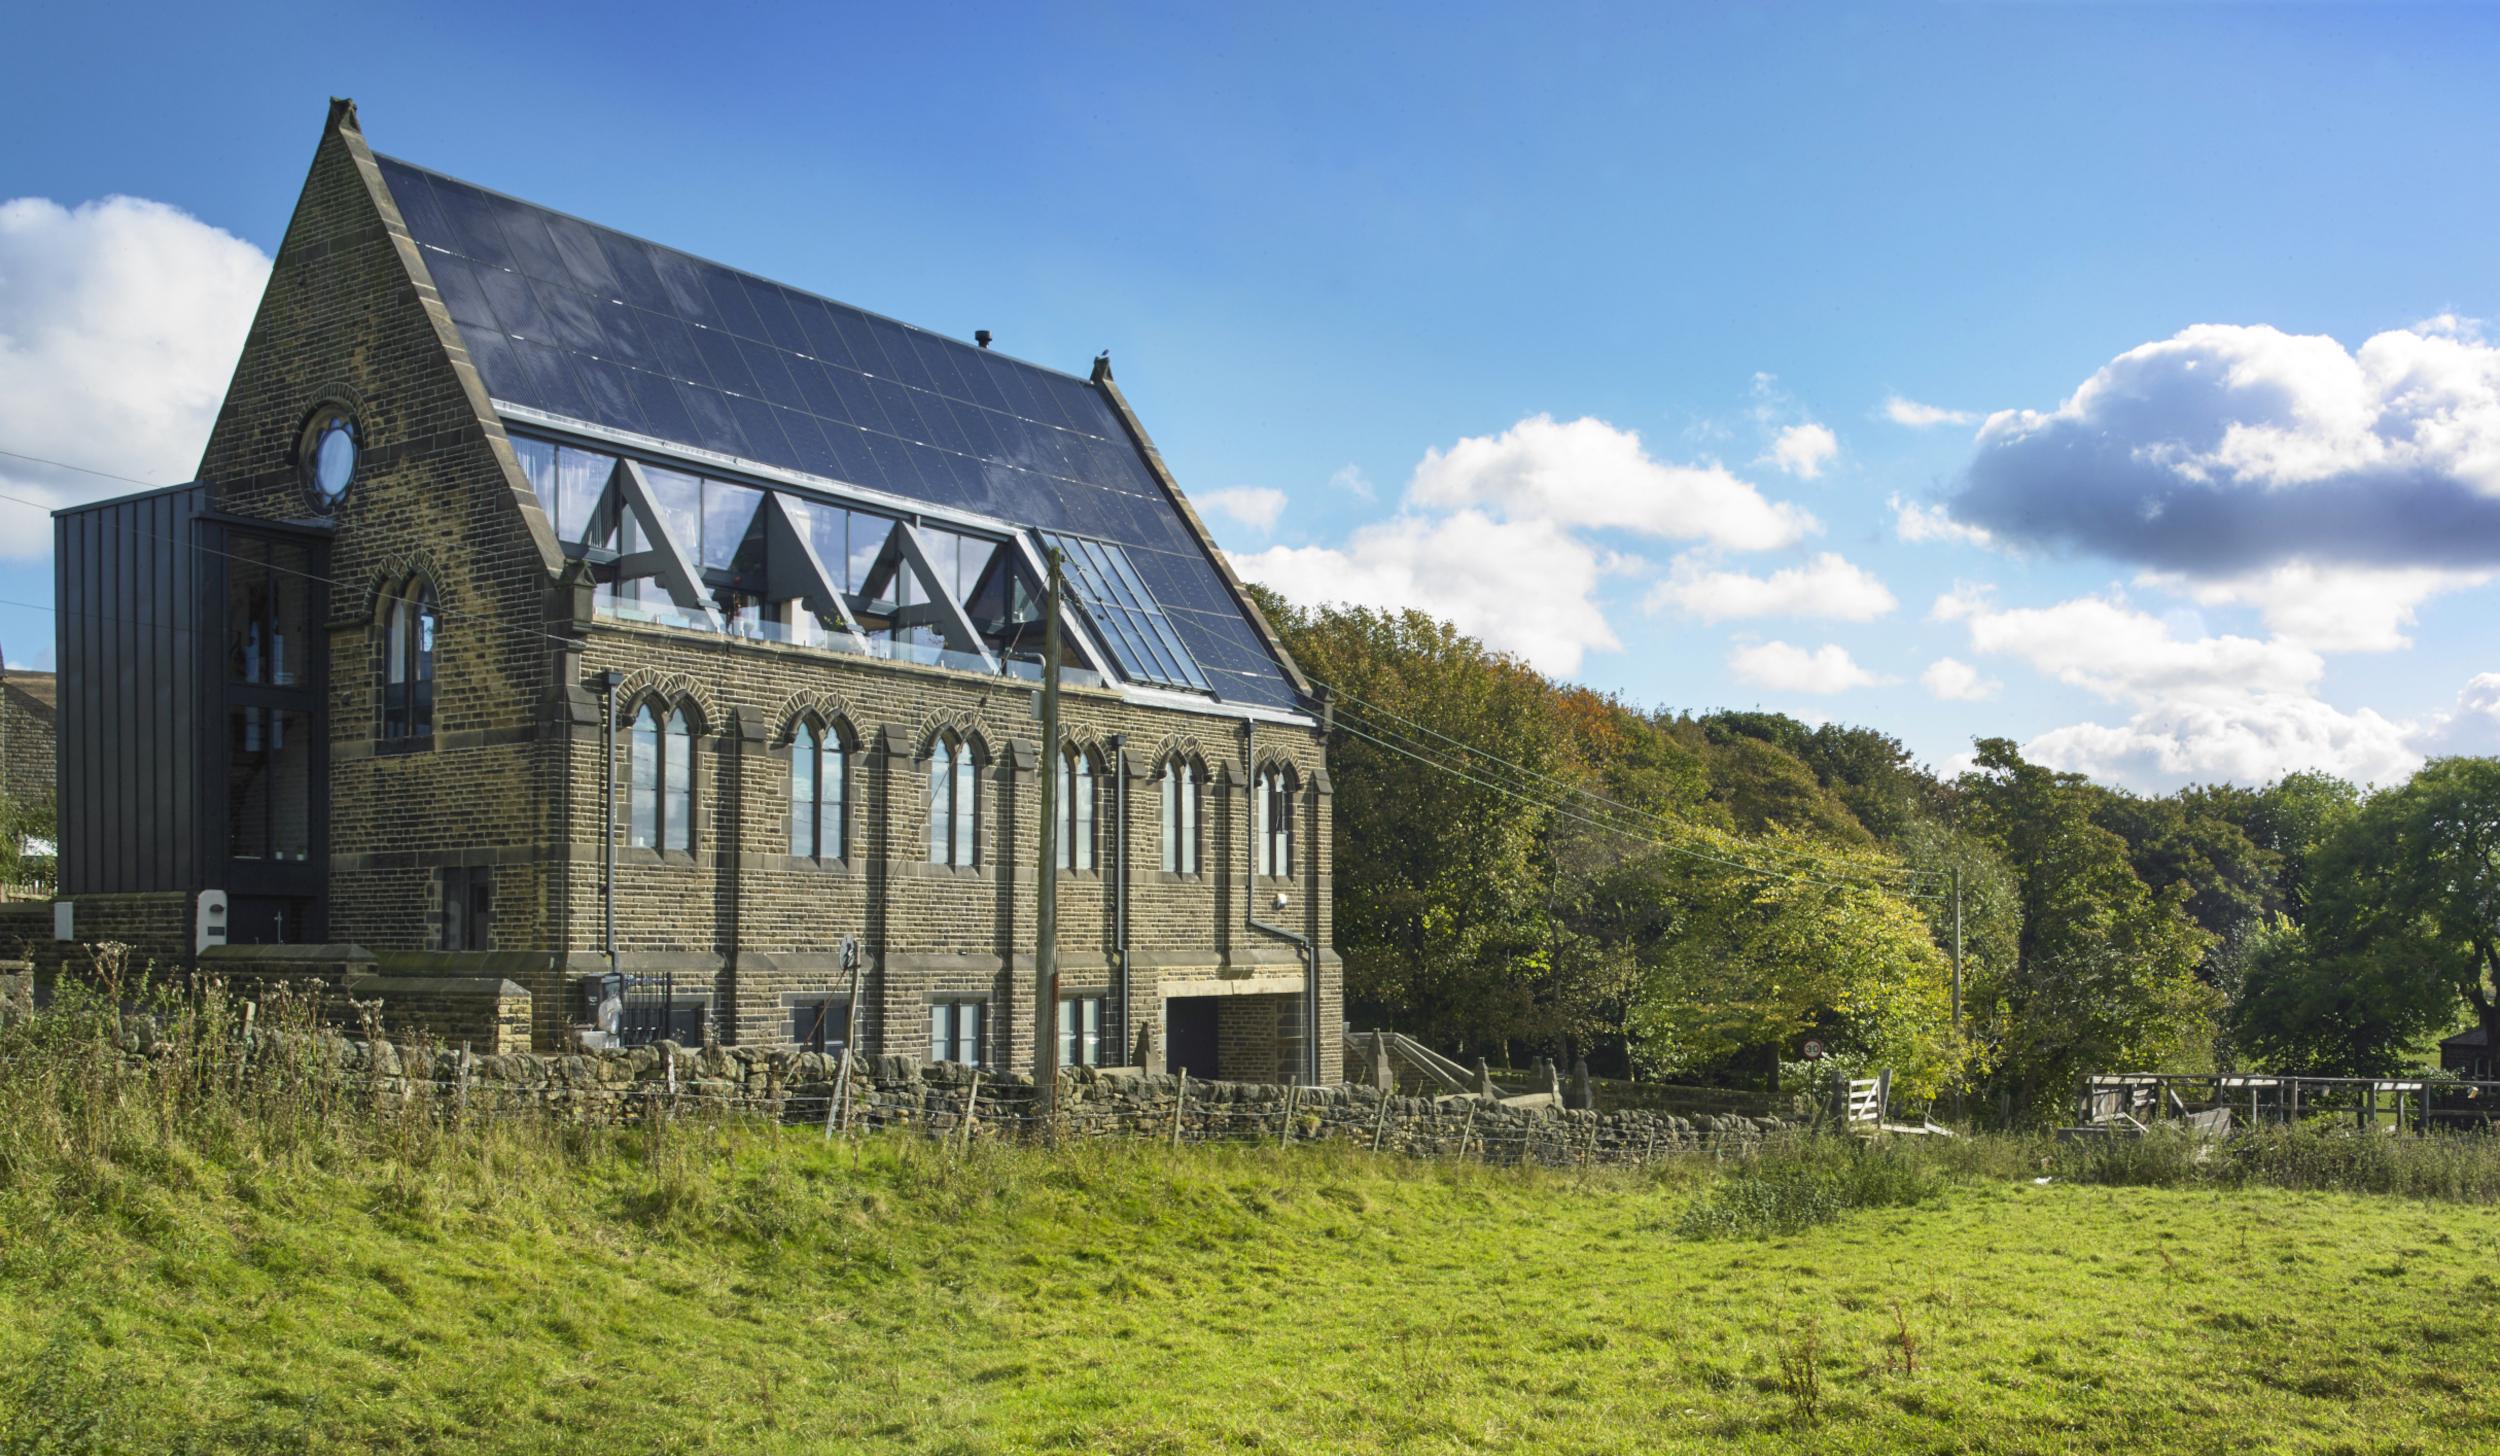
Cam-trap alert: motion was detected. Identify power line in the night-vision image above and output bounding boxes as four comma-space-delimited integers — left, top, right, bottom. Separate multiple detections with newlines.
3, 445, 1945, 906
1328, 705, 1942, 901
1311, 673, 1947, 886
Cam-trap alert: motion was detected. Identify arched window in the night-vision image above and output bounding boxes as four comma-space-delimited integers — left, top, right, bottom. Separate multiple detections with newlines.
1160, 757, 1199, 874
789, 718, 846, 860
1056, 746, 1097, 872
1255, 765, 1294, 879
630, 700, 696, 852
927, 732, 978, 867
382, 584, 436, 739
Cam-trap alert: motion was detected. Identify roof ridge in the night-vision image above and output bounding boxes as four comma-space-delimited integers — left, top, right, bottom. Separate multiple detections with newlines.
371, 152, 1099, 389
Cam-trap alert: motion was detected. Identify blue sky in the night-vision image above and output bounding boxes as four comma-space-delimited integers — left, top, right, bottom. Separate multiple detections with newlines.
4, 1, 2497, 788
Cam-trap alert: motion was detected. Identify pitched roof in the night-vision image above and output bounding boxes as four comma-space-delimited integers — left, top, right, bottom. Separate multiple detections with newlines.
2, 671, 55, 714
373, 156, 1300, 711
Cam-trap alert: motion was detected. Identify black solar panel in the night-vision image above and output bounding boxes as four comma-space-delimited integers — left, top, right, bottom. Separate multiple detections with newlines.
376, 154, 1298, 710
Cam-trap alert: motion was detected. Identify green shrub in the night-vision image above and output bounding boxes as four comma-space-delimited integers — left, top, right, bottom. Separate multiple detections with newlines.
1674, 1134, 1941, 1239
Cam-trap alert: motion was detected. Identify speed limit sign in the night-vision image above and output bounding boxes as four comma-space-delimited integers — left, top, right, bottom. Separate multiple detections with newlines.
1802, 1039, 1825, 1061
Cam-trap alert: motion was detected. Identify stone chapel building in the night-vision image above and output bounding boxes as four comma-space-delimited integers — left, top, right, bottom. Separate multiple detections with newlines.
41, 100, 1340, 1083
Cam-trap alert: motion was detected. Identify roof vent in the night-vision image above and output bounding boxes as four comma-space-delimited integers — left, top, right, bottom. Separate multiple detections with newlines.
974, 330, 993, 350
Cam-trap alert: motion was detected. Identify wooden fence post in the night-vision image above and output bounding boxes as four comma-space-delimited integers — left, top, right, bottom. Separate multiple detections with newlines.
1170, 1070, 1188, 1150
1371, 1091, 1391, 1154
824, 1048, 850, 1140
958, 1071, 981, 1155
455, 1041, 472, 1124
1460, 1099, 1480, 1162
1280, 1084, 1300, 1146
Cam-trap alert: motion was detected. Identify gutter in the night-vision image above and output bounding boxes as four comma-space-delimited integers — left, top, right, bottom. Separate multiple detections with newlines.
1110, 732, 1131, 1066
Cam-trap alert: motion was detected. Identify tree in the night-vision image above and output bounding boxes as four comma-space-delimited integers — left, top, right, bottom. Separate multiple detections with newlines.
2301, 757, 2500, 1069
1955, 739, 2218, 1118
1623, 834, 1963, 1101
1258, 593, 1579, 1053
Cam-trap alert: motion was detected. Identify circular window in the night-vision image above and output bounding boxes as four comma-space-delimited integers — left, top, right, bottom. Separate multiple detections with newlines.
302, 409, 360, 509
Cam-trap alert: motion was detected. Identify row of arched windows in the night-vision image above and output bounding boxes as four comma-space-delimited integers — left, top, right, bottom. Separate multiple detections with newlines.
611, 706, 1292, 875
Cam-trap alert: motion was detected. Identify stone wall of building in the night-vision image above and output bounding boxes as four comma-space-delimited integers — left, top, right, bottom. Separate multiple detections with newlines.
0, 672, 55, 810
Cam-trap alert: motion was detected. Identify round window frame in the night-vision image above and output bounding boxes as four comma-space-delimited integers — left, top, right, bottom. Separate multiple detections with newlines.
299, 406, 361, 512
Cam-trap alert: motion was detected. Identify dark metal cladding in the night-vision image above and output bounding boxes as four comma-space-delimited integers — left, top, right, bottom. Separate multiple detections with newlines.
372, 155, 1296, 709
52, 484, 210, 895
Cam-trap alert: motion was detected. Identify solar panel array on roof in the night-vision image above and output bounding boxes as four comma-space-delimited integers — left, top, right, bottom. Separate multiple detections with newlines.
373, 156, 1300, 710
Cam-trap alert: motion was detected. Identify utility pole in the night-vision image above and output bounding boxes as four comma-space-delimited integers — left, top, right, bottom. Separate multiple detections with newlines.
1949, 864, 1963, 1033
1032, 548, 1064, 1122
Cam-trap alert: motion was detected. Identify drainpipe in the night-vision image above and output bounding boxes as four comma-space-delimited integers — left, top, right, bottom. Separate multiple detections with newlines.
595, 669, 623, 982
1241, 717, 1318, 1085
1110, 732, 1130, 1065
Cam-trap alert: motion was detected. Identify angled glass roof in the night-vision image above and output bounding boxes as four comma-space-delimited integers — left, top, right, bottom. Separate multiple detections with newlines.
1036, 532, 1211, 693
374, 155, 1299, 710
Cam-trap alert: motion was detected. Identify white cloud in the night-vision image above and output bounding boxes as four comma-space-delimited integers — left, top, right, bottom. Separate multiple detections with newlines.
1327, 464, 1375, 502
0, 196, 268, 558
2023, 695, 2423, 791
1931, 586, 2321, 704
1727, 640, 1891, 695
1234, 509, 1622, 676
1888, 492, 1995, 549
1935, 583, 2457, 789
1920, 657, 1998, 702
1406, 413, 1816, 550
1645, 551, 1895, 622
1884, 396, 1975, 429
1765, 421, 1839, 479
1197, 486, 1286, 534
2415, 671, 2500, 756
2137, 561, 2492, 654
1954, 320, 2500, 573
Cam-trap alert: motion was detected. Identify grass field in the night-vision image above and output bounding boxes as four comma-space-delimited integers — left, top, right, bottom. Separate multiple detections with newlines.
6, 1110, 2499, 1456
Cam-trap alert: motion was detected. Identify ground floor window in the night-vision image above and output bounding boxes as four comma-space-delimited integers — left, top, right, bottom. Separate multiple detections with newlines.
789, 997, 852, 1055
929, 999, 985, 1066
437, 866, 492, 951
1059, 995, 1107, 1068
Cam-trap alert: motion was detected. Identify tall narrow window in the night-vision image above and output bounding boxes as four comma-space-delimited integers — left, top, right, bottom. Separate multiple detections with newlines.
789, 720, 846, 860
1161, 758, 1199, 874
1056, 747, 1097, 872
629, 701, 696, 852
382, 585, 436, 740
929, 999, 985, 1065
630, 706, 659, 848
928, 733, 978, 868
662, 708, 693, 853
1257, 766, 1293, 879
1059, 995, 1105, 1068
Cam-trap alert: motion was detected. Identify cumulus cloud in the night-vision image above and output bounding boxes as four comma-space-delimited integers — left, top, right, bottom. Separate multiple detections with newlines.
1407, 413, 1816, 551
2415, 671, 2500, 756
0, 196, 268, 558
1884, 396, 1975, 429
1197, 486, 1286, 534
1951, 320, 2500, 574
2023, 695, 2424, 791
1920, 657, 1999, 702
1934, 582, 2464, 789
2138, 560, 2493, 654
1645, 551, 1895, 622
1889, 492, 1995, 549
1930, 586, 2320, 703
1327, 464, 1375, 502
1234, 510, 1621, 676
1727, 640, 1891, 695
1764, 421, 1839, 478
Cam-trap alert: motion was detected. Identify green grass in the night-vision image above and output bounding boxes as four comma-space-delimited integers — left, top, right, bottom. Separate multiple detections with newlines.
6, 978, 2499, 1453
6, 1121, 2500, 1454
